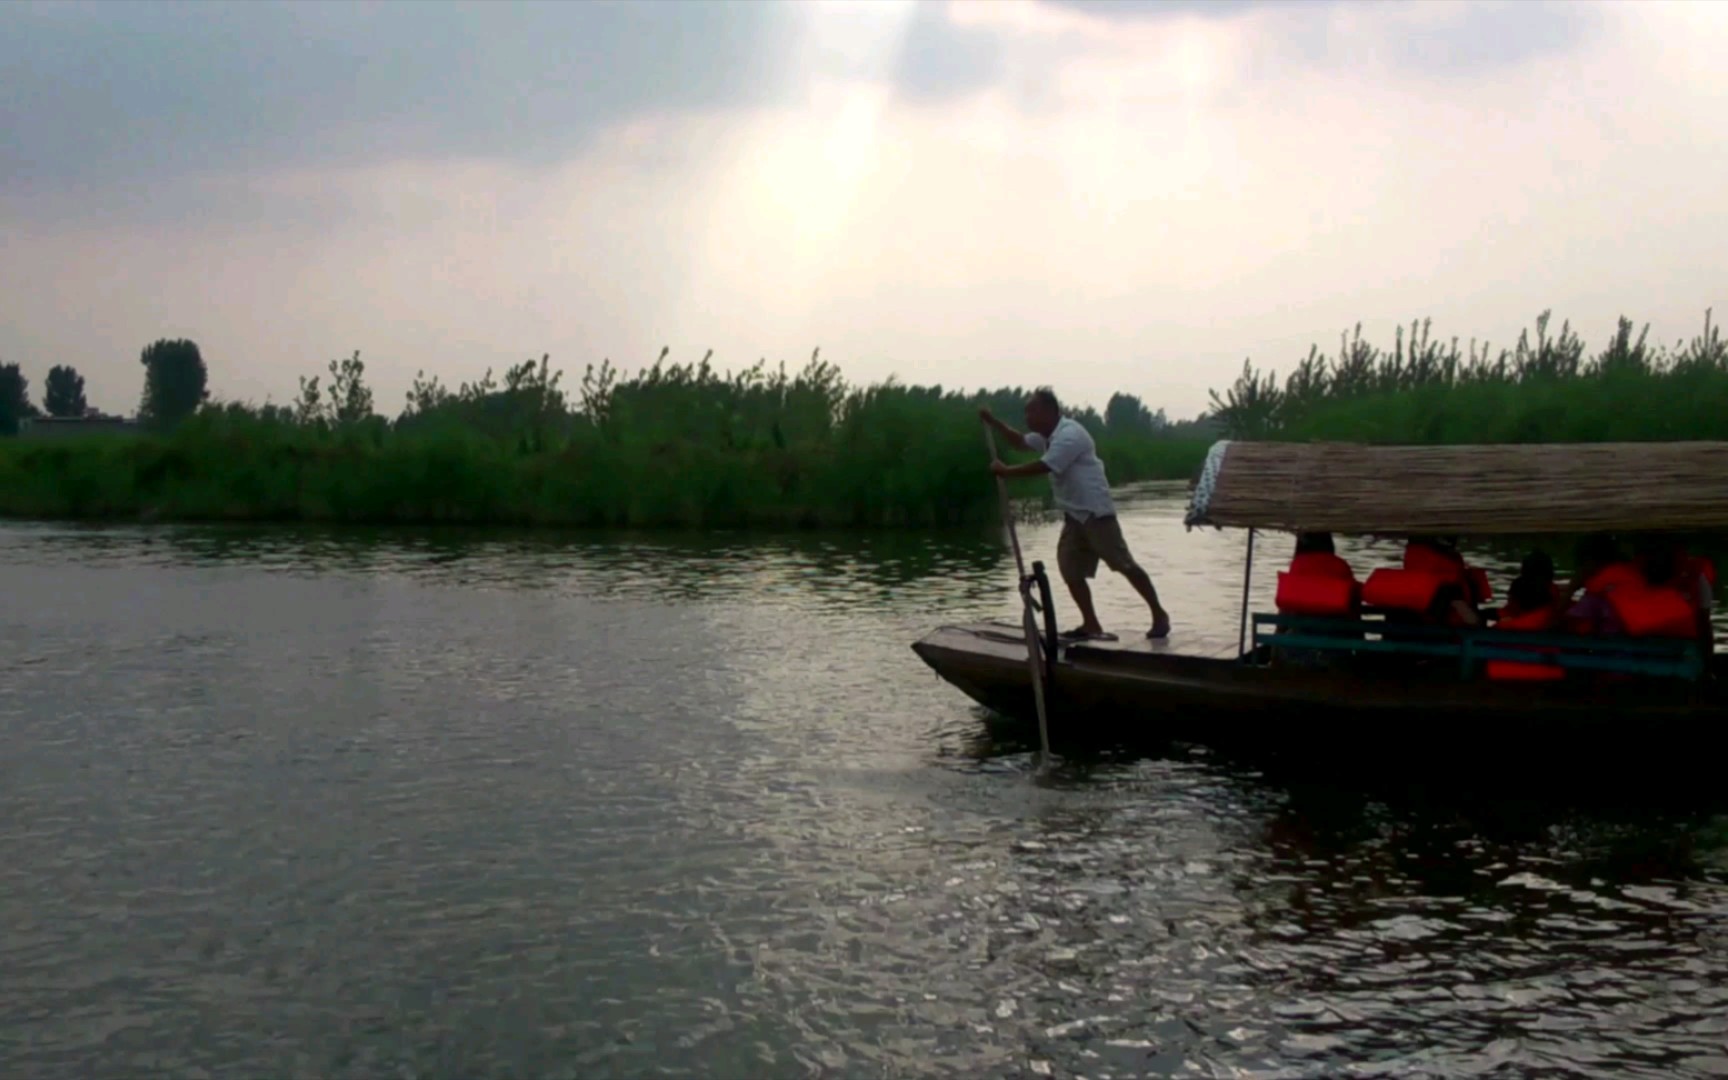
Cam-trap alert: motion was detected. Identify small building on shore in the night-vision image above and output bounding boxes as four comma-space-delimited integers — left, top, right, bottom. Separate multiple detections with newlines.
17, 414, 140, 439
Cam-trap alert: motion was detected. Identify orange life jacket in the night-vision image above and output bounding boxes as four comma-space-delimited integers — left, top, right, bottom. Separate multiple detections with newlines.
1403, 542, 1466, 583
1289, 552, 1356, 581
1275, 573, 1356, 616
1362, 567, 1445, 613
1605, 583, 1698, 638
1486, 604, 1564, 681
1276, 553, 1359, 617
1584, 562, 1643, 596
1403, 541, 1490, 605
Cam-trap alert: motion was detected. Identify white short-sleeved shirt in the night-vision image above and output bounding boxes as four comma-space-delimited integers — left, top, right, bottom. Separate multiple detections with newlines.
1024, 416, 1115, 520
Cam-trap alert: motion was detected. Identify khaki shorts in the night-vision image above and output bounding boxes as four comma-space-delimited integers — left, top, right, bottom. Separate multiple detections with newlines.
1057, 513, 1140, 582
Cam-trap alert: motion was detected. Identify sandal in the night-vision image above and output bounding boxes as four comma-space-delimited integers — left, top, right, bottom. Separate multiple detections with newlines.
1059, 627, 1118, 642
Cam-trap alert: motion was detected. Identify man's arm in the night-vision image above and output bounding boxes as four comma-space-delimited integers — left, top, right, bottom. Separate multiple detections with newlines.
978, 407, 1031, 453
992, 459, 1051, 478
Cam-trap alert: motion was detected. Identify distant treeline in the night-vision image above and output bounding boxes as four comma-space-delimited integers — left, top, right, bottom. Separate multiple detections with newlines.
0, 343, 1211, 529
1208, 309, 1728, 443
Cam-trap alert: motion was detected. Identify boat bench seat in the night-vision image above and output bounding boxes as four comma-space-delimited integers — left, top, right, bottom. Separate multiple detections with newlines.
1252, 612, 1706, 681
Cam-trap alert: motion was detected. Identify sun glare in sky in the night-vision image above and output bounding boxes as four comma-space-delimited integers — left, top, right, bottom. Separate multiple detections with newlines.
0, 0, 1724, 417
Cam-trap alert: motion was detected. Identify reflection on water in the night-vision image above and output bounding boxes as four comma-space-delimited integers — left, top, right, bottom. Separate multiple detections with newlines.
2, 485, 1725, 1078
0, 519, 1012, 613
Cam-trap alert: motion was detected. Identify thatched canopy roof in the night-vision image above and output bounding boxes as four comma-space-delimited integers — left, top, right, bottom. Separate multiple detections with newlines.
1183, 440, 1728, 535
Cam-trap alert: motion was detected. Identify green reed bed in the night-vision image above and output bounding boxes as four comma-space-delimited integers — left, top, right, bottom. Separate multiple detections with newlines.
0, 350, 1208, 529
1209, 309, 1728, 445
1282, 366, 1728, 445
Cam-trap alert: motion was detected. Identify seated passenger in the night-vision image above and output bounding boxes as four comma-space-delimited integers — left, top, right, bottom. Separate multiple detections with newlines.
1288, 532, 1356, 580
1608, 540, 1704, 640
1635, 537, 1716, 647
1406, 535, 1491, 598
1563, 534, 1638, 636
1275, 532, 1358, 618
1360, 535, 1481, 628
1486, 551, 1566, 681
1272, 533, 1361, 666
1403, 535, 1464, 574
1404, 535, 1482, 627
1500, 552, 1563, 624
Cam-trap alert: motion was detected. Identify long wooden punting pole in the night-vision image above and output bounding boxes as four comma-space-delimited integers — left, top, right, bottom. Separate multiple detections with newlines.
984, 425, 1053, 765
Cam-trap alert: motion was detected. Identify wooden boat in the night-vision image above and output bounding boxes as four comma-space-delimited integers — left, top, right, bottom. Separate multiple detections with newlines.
912, 440, 1728, 764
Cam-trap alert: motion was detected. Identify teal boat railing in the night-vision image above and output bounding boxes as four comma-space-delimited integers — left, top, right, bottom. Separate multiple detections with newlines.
1250, 612, 1706, 681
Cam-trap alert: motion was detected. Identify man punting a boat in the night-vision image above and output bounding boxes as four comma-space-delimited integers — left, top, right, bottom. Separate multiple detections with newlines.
980, 388, 1173, 641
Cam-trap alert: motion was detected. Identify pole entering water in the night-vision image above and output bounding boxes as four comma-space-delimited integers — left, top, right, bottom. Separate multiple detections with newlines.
984, 425, 1054, 768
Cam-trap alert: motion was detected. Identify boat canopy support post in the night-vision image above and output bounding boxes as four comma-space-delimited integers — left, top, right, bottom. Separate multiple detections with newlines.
1238, 527, 1256, 659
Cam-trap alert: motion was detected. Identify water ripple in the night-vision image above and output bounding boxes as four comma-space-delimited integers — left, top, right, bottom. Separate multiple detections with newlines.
1, 488, 1725, 1077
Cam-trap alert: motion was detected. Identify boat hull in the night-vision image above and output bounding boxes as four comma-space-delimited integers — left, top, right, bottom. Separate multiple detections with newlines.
912, 621, 1728, 768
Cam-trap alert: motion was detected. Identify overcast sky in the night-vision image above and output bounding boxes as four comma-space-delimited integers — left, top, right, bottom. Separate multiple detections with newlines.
2, 0, 1723, 420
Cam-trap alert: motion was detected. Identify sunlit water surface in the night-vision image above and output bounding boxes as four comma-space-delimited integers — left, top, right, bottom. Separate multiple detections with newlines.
3, 485, 1726, 1078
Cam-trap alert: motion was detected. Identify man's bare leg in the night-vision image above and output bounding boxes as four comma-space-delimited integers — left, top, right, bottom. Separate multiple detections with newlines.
1064, 574, 1106, 636
1122, 564, 1172, 636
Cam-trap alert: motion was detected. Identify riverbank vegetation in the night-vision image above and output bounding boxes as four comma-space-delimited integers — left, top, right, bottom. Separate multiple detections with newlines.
1208, 309, 1728, 443
0, 347, 1211, 528
9, 306, 1722, 530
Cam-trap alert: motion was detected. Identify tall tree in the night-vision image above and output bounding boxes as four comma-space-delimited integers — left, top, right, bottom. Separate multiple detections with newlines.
43, 364, 89, 418
138, 338, 209, 429
0, 363, 33, 435
326, 350, 374, 425
1104, 391, 1166, 436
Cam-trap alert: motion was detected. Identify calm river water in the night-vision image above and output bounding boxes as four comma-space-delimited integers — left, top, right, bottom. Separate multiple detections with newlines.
3, 484, 1726, 1079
